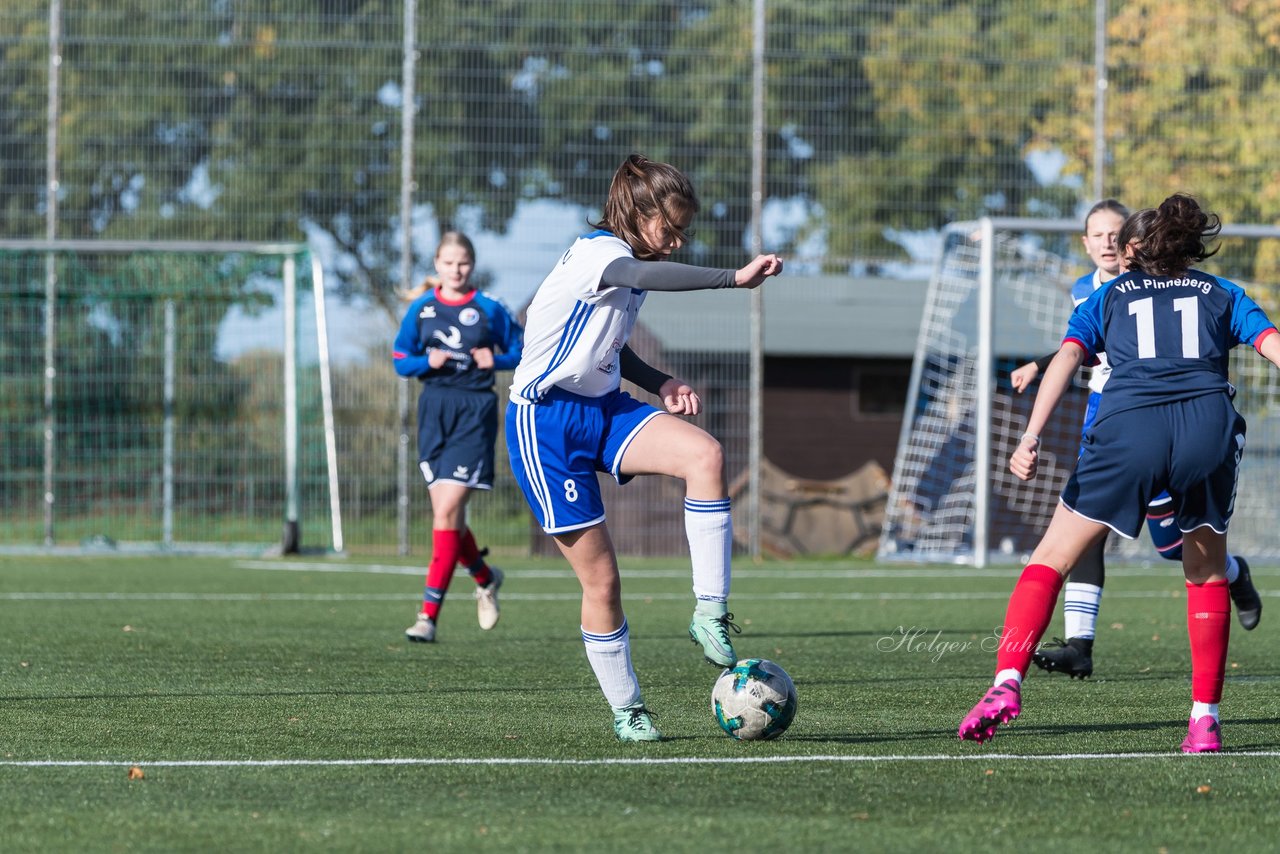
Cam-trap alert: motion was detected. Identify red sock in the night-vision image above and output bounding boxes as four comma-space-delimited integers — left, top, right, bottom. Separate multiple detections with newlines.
459, 527, 493, 586
995, 564, 1065, 677
1186, 579, 1230, 703
421, 529, 462, 621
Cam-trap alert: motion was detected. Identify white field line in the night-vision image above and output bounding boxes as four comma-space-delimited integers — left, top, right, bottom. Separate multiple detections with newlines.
0, 590, 1197, 602
3, 752, 1280, 769
232, 561, 1242, 579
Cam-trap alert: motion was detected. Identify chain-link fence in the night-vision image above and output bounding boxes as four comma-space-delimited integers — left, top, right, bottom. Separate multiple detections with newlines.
4, 1, 1279, 555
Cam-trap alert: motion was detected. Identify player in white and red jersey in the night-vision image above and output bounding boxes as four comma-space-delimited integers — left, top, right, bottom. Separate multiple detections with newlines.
961, 194, 1280, 752
506, 154, 783, 741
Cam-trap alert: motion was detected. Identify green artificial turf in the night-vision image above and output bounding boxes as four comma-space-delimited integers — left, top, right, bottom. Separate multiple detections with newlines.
2, 554, 1278, 852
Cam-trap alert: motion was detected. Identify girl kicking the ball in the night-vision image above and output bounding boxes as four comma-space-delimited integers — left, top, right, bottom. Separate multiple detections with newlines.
505, 153, 783, 741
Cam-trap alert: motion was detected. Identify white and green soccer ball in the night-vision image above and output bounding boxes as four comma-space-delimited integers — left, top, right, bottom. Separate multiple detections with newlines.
711, 658, 797, 740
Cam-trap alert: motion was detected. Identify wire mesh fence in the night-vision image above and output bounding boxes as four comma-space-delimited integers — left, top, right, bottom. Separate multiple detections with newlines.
5, 1, 1280, 555
0, 241, 335, 551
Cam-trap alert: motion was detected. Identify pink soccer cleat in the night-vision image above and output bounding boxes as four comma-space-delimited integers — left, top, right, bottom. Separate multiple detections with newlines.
1180, 716, 1222, 753
958, 679, 1022, 743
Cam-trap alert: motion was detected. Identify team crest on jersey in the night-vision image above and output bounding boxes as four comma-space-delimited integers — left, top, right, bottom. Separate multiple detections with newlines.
432, 326, 463, 348
459, 307, 480, 326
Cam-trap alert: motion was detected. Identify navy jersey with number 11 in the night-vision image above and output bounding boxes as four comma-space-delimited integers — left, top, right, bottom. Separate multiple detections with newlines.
1064, 268, 1277, 421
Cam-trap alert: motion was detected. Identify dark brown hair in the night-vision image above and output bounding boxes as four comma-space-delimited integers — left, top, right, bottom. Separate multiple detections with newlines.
1083, 198, 1128, 231
590, 154, 699, 259
1118, 194, 1220, 276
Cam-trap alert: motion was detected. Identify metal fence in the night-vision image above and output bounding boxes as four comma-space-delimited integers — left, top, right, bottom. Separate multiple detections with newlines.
4, 1, 1279, 555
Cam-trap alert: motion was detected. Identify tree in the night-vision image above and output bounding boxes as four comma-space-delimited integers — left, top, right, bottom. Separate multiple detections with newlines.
815, 1, 1092, 266
1037, 0, 1280, 282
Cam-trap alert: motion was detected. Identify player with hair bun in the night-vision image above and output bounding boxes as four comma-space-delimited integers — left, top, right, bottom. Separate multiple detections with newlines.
1011, 200, 1261, 680
960, 194, 1280, 753
506, 153, 783, 742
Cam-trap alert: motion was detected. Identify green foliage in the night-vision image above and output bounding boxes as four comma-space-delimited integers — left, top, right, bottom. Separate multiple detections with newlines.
1038, 1, 1280, 280
7, 1, 1280, 295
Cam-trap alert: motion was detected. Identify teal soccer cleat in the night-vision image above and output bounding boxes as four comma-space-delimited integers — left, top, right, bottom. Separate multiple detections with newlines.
688, 609, 741, 667
613, 703, 662, 742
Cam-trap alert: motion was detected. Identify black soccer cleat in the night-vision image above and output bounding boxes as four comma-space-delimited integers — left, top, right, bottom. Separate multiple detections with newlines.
1031, 637, 1093, 679
1229, 556, 1262, 631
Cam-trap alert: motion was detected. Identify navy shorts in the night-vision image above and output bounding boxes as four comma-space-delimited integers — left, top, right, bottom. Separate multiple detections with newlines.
505, 388, 662, 534
1081, 389, 1174, 509
416, 385, 497, 489
1063, 393, 1244, 538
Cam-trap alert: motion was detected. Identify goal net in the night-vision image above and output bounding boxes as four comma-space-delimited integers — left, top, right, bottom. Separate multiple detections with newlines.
879, 218, 1280, 565
0, 240, 341, 554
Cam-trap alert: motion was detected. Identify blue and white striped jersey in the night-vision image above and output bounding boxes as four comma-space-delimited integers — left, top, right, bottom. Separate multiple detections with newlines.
510, 231, 642, 403
1070, 269, 1114, 394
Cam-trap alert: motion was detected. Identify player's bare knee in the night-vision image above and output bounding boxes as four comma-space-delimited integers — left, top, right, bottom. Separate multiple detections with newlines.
581, 580, 622, 610
683, 435, 724, 484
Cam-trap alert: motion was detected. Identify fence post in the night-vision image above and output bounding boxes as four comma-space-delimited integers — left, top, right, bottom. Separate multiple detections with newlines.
42, 0, 63, 547
397, 0, 418, 556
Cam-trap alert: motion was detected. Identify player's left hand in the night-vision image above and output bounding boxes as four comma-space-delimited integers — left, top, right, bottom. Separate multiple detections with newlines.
659, 378, 701, 416
471, 347, 495, 369
734, 254, 784, 289
1009, 434, 1040, 481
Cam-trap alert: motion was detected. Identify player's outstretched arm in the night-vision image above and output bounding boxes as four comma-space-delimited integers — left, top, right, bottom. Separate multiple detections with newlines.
734, 254, 784, 289
1010, 344, 1085, 481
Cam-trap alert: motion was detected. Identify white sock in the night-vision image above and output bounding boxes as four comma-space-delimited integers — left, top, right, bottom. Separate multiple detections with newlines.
581, 619, 641, 709
685, 497, 732, 604
1191, 702, 1219, 721
1225, 555, 1240, 584
1062, 582, 1102, 639
994, 669, 1022, 687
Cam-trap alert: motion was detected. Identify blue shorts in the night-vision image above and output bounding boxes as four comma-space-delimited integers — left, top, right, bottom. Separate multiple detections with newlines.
1063, 393, 1244, 538
416, 385, 497, 489
505, 388, 662, 534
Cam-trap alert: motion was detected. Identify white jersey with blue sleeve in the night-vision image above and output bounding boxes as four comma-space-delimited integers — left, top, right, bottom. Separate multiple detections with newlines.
1071, 268, 1113, 394
1064, 269, 1278, 419
510, 231, 643, 403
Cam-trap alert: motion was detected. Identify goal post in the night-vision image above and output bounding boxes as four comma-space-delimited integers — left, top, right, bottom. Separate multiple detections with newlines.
879, 218, 1280, 566
0, 239, 342, 554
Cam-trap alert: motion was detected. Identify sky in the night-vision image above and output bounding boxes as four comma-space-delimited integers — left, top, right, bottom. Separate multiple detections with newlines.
213, 193, 856, 366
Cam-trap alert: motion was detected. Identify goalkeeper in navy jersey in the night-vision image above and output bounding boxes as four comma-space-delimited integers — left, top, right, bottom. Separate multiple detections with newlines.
960, 194, 1280, 753
393, 231, 524, 644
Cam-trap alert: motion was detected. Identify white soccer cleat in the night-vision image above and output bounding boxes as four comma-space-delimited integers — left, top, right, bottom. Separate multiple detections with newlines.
475, 566, 504, 630
405, 614, 436, 643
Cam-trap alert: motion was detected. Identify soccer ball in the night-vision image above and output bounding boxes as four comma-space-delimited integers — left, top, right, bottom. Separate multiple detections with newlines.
711, 658, 797, 740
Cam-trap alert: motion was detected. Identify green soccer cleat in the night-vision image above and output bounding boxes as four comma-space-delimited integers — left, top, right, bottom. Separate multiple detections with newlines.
613, 703, 662, 742
688, 608, 741, 667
